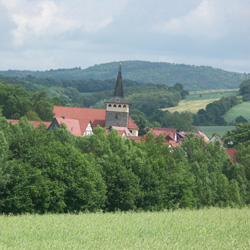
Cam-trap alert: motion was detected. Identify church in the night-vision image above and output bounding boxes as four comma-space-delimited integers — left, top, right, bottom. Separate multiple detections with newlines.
49, 65, 139, 138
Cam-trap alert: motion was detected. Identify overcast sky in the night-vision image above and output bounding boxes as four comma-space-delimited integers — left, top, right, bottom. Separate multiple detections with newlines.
0, 0, 249, 72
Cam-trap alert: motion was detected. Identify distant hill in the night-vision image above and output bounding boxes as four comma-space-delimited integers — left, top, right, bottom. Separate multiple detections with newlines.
1, 61, 249, 90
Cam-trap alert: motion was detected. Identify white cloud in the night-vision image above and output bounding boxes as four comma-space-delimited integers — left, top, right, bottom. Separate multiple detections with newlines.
0, 0, 249, 72
153, 0, 250, 42
0, 0, 127, 47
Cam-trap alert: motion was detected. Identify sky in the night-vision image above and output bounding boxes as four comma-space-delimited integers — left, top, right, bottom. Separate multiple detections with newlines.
0, 0, 250, 72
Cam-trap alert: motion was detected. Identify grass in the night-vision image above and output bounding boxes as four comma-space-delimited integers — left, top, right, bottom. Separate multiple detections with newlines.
162, 98, 220, 113
186, 89, 239, 102
198, 126, 236, 138
162, 89, 240, 114
0, 208, 250, 250
223, 101, 250, 123
189, 89, 239, 95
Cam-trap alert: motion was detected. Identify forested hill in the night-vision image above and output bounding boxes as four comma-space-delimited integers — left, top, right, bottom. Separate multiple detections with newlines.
1, 61, 249, 90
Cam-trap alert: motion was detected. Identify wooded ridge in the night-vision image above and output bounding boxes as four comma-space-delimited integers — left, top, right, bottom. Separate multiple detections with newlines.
1, 61, 249, 90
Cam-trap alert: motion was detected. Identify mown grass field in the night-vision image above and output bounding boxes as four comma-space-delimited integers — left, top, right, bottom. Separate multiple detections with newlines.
0, 208, 250, 250
198, 126, 236, 138
162, 98, 220, 113
163, 89, 240, 113
187, 89, 239, 101
223, 101, 250, 123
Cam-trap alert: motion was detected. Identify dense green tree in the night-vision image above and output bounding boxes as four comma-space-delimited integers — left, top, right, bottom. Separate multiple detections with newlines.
31, 91, 54, 121
161, 111, 194, 131
224, 123, 250, 147
239, 79, 250, 95
235, 116, 248, 124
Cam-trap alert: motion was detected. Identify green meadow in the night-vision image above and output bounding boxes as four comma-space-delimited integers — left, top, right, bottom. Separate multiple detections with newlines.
187, 89, 239, 101
223, 101, 250, 123
198, 126, 236, 138
163, 89, 240, 114
1, 208, 250, 250
163, 98, 220, 113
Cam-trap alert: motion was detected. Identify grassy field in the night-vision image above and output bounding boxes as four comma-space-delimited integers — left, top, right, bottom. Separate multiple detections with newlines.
163, 98, 220, 113
223, 101, 250, 123
0, 208, 250, 250
198, 126, 236, 138
189, 88, 239, 95
162, 89, 240, 114
186, 89, 239, 101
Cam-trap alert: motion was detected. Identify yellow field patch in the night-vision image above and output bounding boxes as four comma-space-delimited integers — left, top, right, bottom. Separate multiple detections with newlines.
162, 98, 220, 113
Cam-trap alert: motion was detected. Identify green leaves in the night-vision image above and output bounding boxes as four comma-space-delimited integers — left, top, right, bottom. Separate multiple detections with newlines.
0, 117, 249, 214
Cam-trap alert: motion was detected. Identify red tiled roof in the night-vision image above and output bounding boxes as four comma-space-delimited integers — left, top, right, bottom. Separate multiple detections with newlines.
130, 136, 142, 142
225, 149, 238, 162
50, 118, 92, 136
195, 131, 210, 143
55, 118, 82, 136
53, 106, 138, 130
7, 119, 51, 128
111, 126, 133, 137
150, 127, 177, 140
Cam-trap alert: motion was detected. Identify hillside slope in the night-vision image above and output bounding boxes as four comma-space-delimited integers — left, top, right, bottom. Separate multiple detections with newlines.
1, 61, 249, 90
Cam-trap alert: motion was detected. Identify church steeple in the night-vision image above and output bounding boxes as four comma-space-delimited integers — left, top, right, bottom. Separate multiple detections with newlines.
114, 64, 123, 98
105, 64, 130, 128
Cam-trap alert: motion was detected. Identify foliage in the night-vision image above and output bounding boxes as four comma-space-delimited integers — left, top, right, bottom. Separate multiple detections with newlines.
224, 123, 250, 148
1, 60, 249, 90
161, 111, 194, 131
239, 79, 250, 95
1, 117, 249, 214
235, 116, 248, 124
0, 83, 54, 121
193, 96, 239, 126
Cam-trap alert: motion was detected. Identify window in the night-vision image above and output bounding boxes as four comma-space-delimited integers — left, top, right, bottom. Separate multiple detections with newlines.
108, 104, 112, 107
118, 105, 121, 108
115, 113, 118, 120
113, 104, 117, 107
123, 105, 126, 108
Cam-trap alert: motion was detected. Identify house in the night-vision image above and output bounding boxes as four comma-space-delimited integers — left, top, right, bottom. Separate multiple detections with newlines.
148, 127, 182, 148
52, 65, 139, 138
149, 128, 178, 141
209, 134, 224, 146
195, 131, 210, 143
48, 117, 93, 136
148, 127, 211, 148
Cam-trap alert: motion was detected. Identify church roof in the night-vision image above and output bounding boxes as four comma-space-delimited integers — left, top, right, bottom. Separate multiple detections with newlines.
53, 106, 138, 130
114, 64, 124, 98
106, 64, 129, 104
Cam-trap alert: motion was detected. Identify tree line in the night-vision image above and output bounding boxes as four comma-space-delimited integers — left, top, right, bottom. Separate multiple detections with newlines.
0, 117, 249, 214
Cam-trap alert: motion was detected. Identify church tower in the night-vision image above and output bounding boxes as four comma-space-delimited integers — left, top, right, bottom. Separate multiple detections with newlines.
105, 64, 130, 128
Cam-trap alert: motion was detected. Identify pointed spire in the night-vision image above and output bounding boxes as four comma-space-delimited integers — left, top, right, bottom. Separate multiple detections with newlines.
114, 63, 123, 98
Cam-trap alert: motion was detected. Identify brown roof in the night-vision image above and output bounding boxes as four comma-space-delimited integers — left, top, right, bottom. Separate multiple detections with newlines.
195, 131, 210, 143
225, 149, 238, 162
53, 106, 138, 130
7, 119, 51, 128
150, 127, 177, 140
